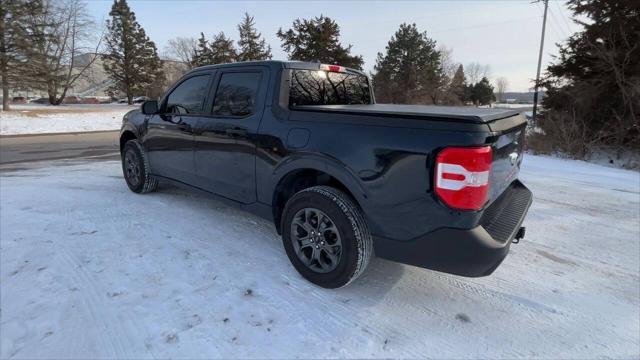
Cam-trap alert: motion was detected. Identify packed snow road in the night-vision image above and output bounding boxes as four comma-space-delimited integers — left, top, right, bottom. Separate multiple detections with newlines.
0, 131, 119, 165
1, 155, 638, 358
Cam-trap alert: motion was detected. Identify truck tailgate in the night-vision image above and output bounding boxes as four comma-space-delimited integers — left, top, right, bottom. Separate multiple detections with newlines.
486, 114, 527, 205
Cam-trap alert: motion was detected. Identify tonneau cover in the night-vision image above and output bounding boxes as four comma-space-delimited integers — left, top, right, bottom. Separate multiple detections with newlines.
293, 104, 520, 123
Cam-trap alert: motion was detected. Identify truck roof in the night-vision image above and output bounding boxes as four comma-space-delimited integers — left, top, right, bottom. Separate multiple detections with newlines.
188, 61, 519, 123
188, 60, 366, 76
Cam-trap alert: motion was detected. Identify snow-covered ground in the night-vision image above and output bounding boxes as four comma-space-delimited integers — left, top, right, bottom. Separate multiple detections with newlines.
1, 155, 639, 359
0, 104, 135, 135
493, 103, 534, 110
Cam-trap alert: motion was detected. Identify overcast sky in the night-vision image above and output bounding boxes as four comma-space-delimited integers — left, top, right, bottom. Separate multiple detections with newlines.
86, 0, 581, 92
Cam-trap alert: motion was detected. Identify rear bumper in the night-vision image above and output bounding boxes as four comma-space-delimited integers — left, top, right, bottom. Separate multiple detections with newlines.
374, 180, 533, 277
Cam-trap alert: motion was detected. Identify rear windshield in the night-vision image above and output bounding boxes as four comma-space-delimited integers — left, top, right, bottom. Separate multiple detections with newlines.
289, 69, 372, 107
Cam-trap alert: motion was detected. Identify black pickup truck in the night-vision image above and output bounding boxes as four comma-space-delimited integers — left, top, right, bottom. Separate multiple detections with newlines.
120, 60, 532, 288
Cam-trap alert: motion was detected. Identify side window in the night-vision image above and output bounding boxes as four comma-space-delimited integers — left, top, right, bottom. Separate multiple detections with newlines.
212, 72, 261, 117
165, 75, 211, 115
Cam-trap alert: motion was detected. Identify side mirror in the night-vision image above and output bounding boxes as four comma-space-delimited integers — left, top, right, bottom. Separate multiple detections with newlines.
141, 100, 159, 115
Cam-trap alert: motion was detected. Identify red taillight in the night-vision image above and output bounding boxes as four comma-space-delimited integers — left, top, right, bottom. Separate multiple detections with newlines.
434, 146, 492, 211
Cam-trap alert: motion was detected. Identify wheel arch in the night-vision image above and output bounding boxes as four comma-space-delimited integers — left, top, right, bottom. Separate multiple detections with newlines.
270, 159, 367, 234
119, 129, 138, 153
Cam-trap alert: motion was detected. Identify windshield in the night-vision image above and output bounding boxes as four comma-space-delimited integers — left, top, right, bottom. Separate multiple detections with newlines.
289, 69, 372, 107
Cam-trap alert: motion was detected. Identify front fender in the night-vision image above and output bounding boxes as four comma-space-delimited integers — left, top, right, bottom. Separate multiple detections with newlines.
120, 123, 139, 137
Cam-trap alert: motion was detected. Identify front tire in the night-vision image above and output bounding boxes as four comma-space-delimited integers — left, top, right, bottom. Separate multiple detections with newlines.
122, 139, 158, 194
281, 186, 372, 288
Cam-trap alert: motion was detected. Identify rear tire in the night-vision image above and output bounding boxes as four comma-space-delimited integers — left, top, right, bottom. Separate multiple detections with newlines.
281, 186, 372, 288
122, 139, 158, 194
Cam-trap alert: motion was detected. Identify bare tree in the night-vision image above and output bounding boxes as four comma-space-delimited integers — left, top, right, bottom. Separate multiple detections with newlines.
466, 62, 490, 84
436, 45, 463, 105
438, 45, 458, 80
495, 77, 508, 102
164, 36, 196, 71
24, 0, 100, 105
586, 28, 638, 148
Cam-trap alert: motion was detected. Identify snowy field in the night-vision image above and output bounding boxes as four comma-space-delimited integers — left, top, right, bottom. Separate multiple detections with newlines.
492, 103, 534, 110
1, 155, 639, 359
0, 104, 135, 135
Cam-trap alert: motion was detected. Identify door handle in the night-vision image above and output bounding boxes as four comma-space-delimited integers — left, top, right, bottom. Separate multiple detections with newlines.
225, 128, 247, 136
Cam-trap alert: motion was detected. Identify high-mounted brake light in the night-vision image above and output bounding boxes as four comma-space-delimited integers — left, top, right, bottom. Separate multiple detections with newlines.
434, 146, 492, 211
319, 64, 345, 73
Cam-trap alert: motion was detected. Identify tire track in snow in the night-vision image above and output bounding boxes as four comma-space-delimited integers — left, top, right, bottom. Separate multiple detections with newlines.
280, 270, 439, 358
57, 248, 152, 358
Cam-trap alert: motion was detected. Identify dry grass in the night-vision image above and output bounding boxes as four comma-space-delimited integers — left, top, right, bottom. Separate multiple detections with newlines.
526, 132, 554, 155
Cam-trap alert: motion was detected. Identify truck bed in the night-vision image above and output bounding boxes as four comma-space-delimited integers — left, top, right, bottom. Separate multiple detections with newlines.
292, 104, 520, 123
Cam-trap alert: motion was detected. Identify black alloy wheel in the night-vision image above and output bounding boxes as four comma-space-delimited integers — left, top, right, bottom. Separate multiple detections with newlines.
124, 149, 142, 187
290, 207, 343, 273
121, 140, 158, 194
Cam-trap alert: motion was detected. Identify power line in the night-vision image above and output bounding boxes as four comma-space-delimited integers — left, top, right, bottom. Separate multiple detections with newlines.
554, 0, 574, 35
344, 2, 533, 28
536, 1, 566, 39
429, 16, 541, 35
536, 2, 567, 42
548, 12, 568, 39
548, 7, 569, 38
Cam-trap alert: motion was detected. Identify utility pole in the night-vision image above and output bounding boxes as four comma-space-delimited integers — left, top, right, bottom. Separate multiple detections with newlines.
532, 0, 549, 121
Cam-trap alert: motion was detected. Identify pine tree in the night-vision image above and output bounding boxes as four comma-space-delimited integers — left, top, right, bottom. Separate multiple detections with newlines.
103, 0, 163, 104
277, 15, 363, 69
449, 64, 467, 104
209, 32, 237, 64
237, 13, 271, 62
191, 32, 214, 67
0, 0, 38, 110
372, 23, 442, 104
542, 0, 639, 152
139, 29, 166, 98
470, 77, 495, 106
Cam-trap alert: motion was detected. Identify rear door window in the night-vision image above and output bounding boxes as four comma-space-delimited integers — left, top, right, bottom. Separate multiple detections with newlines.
212, 72, 261, 117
